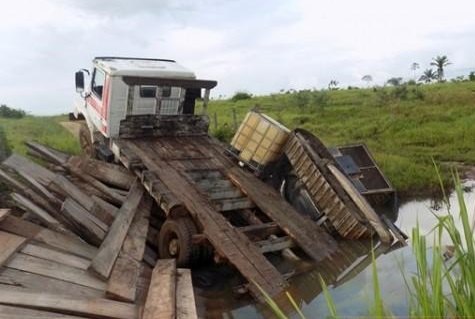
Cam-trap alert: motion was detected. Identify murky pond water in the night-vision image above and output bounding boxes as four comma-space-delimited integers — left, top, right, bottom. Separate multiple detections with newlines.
198, 180, 475, 318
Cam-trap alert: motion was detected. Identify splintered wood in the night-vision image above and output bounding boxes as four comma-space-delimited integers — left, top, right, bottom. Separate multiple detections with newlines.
0, 143, 198, 319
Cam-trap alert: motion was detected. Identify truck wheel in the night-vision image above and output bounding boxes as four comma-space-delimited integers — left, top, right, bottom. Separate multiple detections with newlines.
79, 124, 95, 158
158, 217, 198, 267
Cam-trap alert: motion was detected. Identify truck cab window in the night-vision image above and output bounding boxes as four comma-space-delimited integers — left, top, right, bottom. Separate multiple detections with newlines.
140, 86, 157, 98
91, 68, 106, 99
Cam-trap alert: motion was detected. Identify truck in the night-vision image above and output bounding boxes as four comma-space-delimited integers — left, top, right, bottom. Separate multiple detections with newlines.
71, 56, 400, 299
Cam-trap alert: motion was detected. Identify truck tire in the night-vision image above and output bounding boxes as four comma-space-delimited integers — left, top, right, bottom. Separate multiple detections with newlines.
79, 124, 95, 158
158, 217, 199, 267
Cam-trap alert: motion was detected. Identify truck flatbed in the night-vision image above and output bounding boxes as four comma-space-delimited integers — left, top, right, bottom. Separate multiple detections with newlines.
113, 135, 337, 299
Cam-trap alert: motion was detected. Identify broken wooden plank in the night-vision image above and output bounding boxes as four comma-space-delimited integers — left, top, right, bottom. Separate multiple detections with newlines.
106, 195, 152, 301
89, 180, 144, 279
0, 231, 27, 267
0, 209, 9, 222
0, 289, 138, 319
6, 253, 106, 290
0, 215, 97, 259
3, 153, 55, 186
0, 268, 104, 298
106, 255, 140, 302
67, 156, 134, 190
11, 193, 64, 232
61, 198, 107, 246
256, 236, 296, 254
25, 141, 70, 165
142, 259, 176, 319
176, 268, 198, 319
0, 305, 87, 319
214, 197, 255, 212
21, 243, 90, 270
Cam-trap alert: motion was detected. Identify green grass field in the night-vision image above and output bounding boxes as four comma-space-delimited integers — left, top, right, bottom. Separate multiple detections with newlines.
1, 81, 474, 198
208, 81, 475, 197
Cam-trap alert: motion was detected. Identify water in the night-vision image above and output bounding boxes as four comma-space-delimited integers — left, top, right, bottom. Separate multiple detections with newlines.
198, 180, 475, 318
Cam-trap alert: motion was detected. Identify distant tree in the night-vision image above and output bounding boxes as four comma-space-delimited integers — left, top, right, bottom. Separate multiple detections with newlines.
469, 71, 475, 81
328, 80, 339, 90
419, 69, 437, 83
231, 91, 252, 102
361, 75, 373, 87
430, 55, 451, 82
0, 104, 26, 118
386, 77, 403, 86
411, 62, 420, 80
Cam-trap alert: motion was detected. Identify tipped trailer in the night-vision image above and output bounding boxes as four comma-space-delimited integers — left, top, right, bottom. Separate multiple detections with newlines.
71, 57, 342, 300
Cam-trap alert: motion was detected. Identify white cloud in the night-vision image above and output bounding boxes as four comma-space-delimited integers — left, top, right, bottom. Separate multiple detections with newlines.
0, 0, 474, 114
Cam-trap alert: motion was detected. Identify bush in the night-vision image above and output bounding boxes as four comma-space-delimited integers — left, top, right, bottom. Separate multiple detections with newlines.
0, 104, 26, 118
213, 125, 235, 142
231, 92, 252, 102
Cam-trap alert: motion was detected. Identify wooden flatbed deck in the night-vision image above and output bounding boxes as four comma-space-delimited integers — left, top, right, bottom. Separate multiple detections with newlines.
114, 135, 337, 299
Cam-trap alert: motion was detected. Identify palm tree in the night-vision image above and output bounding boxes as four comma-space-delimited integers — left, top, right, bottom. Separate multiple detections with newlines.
411, 62, 420, 80
430, 55, 451, 82
361, 75, 373, 87
328, 80, 339, 90
419, 69, 437, 83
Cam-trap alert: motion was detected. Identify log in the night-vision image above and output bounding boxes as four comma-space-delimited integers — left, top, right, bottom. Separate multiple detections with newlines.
0, 231, 27, 267
89, 180, 144, 279
176, 268, 198, 319
0, 289, 138, 319
142, 259, 176, 319
0, 215, 97, 259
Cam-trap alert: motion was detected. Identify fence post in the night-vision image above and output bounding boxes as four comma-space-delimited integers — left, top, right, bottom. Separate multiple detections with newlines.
232, 109, 238, 131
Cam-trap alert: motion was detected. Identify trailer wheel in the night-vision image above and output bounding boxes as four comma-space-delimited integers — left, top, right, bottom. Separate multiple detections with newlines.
79, 124, 95, 158
158, 217, 197, 267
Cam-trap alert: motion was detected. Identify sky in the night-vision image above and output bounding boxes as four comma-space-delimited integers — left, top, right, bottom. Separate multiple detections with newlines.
0, 0, 474, 115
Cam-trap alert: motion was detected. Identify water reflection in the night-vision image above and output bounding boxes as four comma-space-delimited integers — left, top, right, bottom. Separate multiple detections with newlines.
199, 181, 474, 318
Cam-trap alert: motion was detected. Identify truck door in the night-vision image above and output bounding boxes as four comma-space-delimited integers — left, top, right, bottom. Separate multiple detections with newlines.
86, 67, 109, 133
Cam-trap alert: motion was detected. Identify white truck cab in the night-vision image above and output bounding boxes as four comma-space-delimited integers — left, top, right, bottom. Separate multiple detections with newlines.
72, 57, 217, 159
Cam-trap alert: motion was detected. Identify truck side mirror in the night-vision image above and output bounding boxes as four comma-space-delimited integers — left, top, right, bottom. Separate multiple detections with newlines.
75, 71, 85, 93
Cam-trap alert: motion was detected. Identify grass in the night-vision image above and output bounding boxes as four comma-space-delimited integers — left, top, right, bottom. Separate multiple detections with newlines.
259, 172, 475, 318
208, 81, 475, 197
0, 114, 80, 156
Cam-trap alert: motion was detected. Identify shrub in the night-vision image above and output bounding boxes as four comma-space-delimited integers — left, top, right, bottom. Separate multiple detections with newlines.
213, 125, 235, 142
0, 104, 26, 118
231, 92, 252, 102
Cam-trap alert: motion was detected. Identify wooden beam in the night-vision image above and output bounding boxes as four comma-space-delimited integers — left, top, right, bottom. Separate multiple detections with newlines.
2, 153, 55, 186
0, 209, 9, 222
0, 215, 97, 259
11, 193, 65, 232
21, 243, 90, 270
142, 259, 176, 319
106, 196, 152, 302
176, 268, 198, 319
6, 253, 106, 290
0, 231, 27, 267
67, 156, 134, 190
214, 197, 255, 212
0, 268, 104, 298
256, 236, 296, 254
25, 141, 69, 165
61, 198, 107, 246
0, 289, 138, 319
89, 180, 144, 279
0, 305, 87, 319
